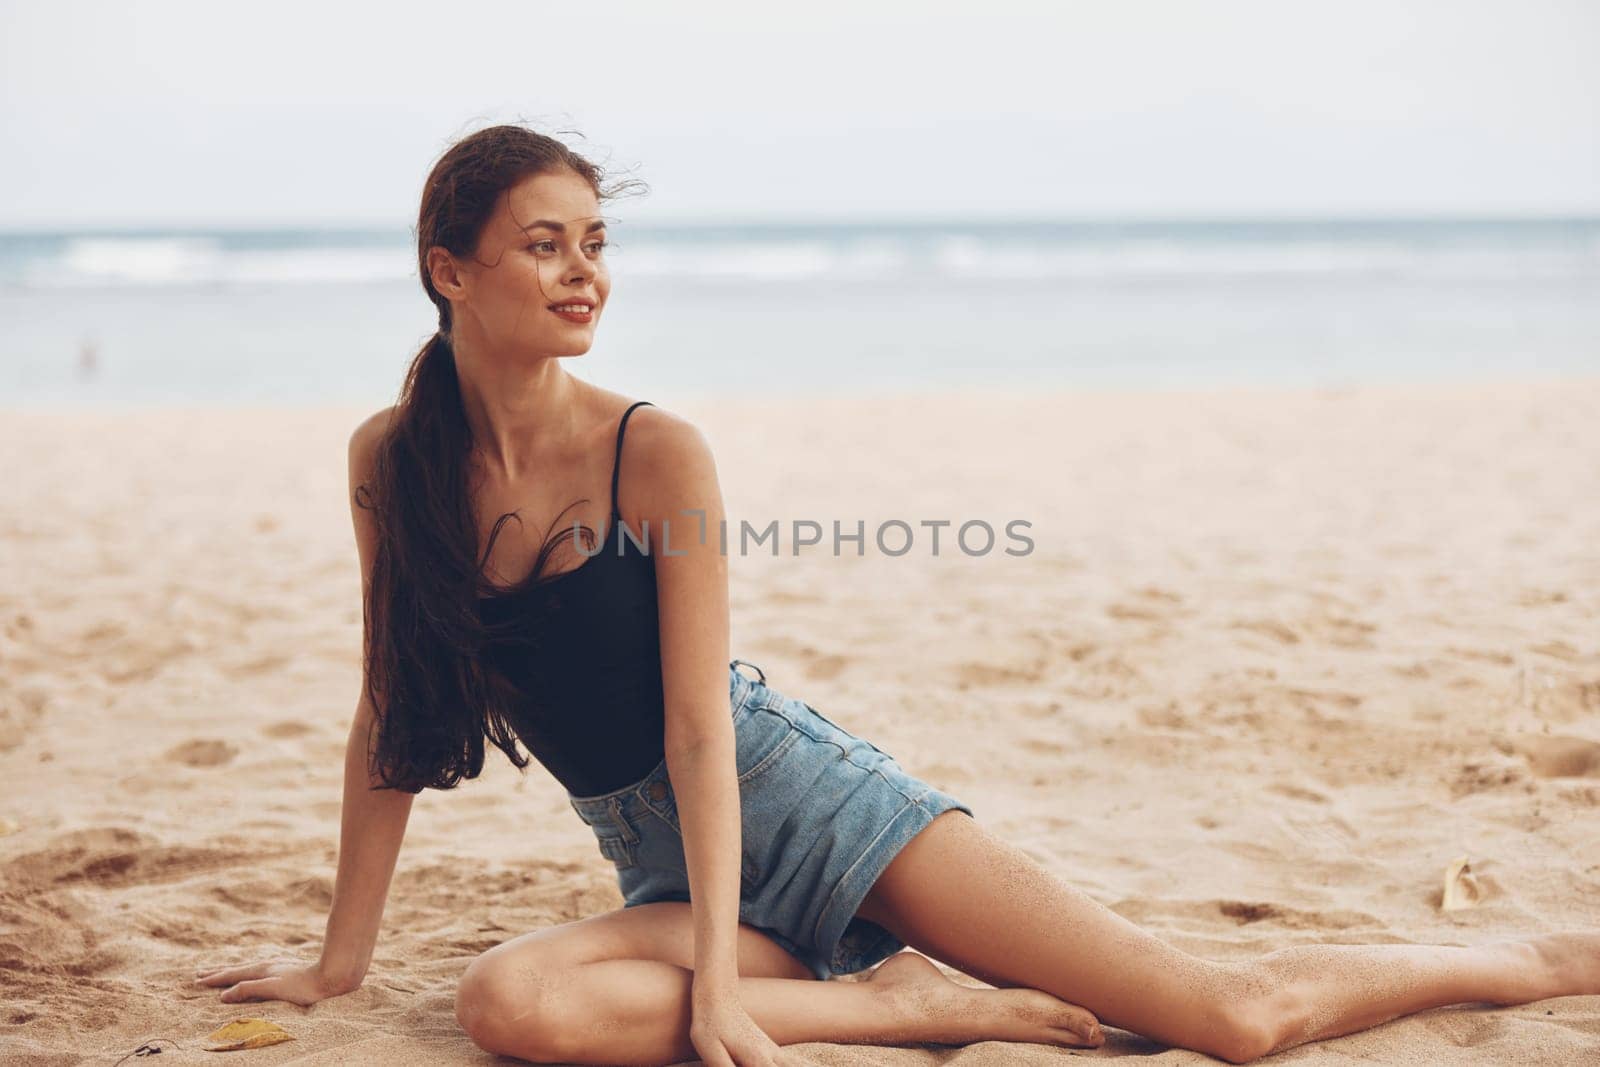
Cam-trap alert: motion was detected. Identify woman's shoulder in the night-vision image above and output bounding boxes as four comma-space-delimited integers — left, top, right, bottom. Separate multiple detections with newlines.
348, 404, 398, 457
346, 405, 398, 491
611, 398, 711, 473
600, 396, 720, 524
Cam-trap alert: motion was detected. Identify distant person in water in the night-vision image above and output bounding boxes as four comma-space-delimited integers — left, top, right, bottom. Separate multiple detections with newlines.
193, 124, 1600, 1066
77, 335, 98, 380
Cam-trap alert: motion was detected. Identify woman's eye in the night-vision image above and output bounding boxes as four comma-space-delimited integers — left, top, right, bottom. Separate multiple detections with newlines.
528, 240, 608, 254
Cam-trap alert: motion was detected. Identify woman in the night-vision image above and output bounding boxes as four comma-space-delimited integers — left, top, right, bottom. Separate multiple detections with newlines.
194, 125, 1597, 1066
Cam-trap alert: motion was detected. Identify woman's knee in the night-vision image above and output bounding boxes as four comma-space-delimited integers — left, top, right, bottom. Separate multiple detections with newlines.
454, 950, 569, 1060
1204, 1007, 1280, 1065
1199, 963, 1296, 1064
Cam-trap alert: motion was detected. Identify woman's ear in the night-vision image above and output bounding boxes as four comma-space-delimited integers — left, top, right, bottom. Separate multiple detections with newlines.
426, 246, 468, 299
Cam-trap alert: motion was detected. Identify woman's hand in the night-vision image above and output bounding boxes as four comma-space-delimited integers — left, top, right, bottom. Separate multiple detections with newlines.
193, 955, 355, 1007
689, 980, 781, 1067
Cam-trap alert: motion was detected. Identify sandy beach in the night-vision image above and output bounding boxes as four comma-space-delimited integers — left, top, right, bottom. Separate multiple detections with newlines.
3, 378, 1598, 1065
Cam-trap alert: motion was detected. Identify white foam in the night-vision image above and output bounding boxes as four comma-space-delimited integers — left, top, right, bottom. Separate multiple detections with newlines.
8, 226, 1598, 289
26, 236, 414, 287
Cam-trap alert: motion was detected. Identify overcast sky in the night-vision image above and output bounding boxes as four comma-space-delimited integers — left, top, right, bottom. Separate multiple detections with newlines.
3, 0, 1596, 228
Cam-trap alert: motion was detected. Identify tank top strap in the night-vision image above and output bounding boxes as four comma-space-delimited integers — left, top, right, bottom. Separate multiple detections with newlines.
610, 400, 655, 520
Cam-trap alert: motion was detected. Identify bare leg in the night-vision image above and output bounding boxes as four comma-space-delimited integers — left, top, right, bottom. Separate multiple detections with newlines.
1248, 932, 1600, 1055
489, 951, 1100, 1064
456, 901, 1102, 1065
856, 810, 1600, 1063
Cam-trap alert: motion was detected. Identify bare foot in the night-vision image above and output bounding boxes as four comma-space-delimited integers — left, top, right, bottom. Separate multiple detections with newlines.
865, 950, 1105, 1049
1519, 931, 1600, 1003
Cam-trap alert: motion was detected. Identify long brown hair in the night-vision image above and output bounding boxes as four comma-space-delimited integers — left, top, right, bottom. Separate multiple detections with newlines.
353, 124, 646, 793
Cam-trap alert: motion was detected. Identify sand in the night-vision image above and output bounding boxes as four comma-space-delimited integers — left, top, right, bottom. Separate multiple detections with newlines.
2, 379, 1597, 1064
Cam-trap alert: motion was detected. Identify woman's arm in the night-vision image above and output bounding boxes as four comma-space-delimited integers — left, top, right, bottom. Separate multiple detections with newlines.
633, 412, 742, 989
319, 408, 414, 992
316, 691, 415, 992
196, 408, 410, 1004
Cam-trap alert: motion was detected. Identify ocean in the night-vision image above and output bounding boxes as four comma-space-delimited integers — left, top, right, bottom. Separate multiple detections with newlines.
3, 218, 1597, 407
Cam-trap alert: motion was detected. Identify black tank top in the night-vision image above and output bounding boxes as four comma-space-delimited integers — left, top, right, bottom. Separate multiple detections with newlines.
476, 400, 664, 796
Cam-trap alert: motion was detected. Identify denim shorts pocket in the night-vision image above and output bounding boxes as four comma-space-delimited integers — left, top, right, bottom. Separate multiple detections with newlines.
738, 727, 801, 784
734, 701, 804, 786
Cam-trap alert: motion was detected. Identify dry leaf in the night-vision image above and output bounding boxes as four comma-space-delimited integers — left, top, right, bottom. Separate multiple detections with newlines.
203, 1018, 294, 1052
0, 817, 19, 837
1441, 854, 1482, 911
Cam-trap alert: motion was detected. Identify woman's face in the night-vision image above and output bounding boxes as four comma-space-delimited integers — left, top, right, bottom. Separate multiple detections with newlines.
445, 168, 611, 358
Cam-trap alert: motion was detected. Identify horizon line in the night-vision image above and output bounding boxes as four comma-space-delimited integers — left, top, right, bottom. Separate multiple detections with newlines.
3, 211, 1600, 236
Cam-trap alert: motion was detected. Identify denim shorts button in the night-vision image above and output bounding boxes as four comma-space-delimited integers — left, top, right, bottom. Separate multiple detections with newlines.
647, 780, 667, 801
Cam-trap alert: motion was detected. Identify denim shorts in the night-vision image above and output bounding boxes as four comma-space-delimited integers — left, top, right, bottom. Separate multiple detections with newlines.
566, 658, 976, 981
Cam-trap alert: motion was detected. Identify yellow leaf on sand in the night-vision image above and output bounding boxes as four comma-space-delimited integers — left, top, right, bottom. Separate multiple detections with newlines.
0, 817, 19, 837
1441, 854, 1483, 911
203, 1018, 294, 1051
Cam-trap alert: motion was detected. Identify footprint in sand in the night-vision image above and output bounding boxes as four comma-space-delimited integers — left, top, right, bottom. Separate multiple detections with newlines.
1309, 612, 1379, 650
164, 738, 238, 768
1285, 687, 1364, 711
1, 892, 119, 979
1135, 703, 1189, 730
261, 719, 316, 740
224, 652, 292, 679
1218, 900, 1284, 924
3, 827, 250, 888
800, 651, 849, 681
1021, 737, 1068, 757
1389, 661, 1433, 680
1229, 618, 1301, 645
952, 660, 1046, 689
0, 684, 50, 752
288, 874, 334, 909
919, 760, 973, 785
1104, 602, 1166, 622
1511, 736, 1600, 779
1266, 782, 1331, 804
1452, 761, 1531, 799
1213, 899, 1382, 930
1105, 586, 1189, 622
1447, 646, 1515, 666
